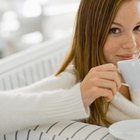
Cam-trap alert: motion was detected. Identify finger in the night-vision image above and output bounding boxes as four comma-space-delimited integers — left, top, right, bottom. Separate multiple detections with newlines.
92, 78, 117, 95
93, 71, 121, 89
91, 63, 117, 72
93, 87, 114, 101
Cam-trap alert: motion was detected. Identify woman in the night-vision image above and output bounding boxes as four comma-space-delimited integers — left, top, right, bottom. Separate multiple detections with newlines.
1, 0, 140, 133
56, 0, 140, 126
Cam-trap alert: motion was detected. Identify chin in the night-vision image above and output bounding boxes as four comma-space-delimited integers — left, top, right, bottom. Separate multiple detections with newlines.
111, 59, 118, 66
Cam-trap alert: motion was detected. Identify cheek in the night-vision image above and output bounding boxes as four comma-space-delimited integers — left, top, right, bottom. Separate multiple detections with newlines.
136, 37, 140, 49
103, 38, 121, 62
103, 44, 113, 62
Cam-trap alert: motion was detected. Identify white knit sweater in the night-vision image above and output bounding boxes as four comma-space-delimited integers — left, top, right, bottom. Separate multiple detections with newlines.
0, 66, 140, 134
0, 68, 89, 134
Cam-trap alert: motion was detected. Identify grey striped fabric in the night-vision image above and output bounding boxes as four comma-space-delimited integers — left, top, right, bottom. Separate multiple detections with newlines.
0, 121, 116, 140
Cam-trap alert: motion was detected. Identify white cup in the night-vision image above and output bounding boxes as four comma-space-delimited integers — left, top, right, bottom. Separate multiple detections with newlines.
117, 59, 140, 105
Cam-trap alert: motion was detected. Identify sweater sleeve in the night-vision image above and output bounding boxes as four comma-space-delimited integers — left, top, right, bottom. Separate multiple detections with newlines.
108, 92, 140, 123
129, 89, 140, 106
0, 67, 89, 134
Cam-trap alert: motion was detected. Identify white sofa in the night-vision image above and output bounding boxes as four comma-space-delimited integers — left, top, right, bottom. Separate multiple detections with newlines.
0, 36, 71, 90
0, 36, 116, 140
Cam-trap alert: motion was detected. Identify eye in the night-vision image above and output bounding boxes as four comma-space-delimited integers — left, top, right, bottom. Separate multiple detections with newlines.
109, 27, 121, 34
134, 25, 140, 31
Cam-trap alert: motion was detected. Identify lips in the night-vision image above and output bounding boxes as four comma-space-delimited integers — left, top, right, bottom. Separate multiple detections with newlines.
117, 52, 139, 60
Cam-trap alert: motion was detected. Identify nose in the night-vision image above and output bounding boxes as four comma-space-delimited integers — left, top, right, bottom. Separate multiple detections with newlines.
123, 33, 137, 49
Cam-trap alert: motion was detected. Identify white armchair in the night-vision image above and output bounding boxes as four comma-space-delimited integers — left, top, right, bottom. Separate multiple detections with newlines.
0, 36, 71, 90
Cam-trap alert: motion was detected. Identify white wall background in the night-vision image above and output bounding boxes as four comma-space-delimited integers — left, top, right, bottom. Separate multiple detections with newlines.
0, 0, 80, 57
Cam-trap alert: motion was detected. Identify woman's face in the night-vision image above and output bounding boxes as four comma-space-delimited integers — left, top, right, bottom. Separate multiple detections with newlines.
103, 0, 140, 65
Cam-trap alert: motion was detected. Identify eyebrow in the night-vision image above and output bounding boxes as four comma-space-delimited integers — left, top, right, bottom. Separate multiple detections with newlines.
112, 21, 140, 27
112, 22, 123, 27
136, 21, 140, 25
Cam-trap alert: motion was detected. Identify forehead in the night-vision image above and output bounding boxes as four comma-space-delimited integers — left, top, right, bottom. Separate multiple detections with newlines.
114, 0, 140, 23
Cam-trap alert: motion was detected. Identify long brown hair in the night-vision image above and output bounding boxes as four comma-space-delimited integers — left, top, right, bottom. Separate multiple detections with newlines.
56, 0, 126, 126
